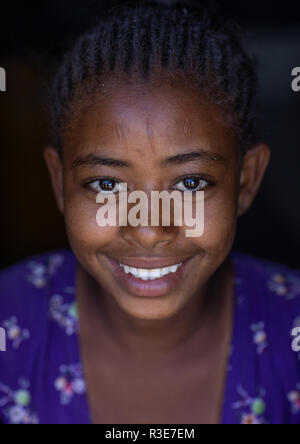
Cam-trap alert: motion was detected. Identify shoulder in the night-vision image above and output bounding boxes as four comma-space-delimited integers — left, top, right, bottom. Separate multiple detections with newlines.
0, 249, 76, 323
0, 250, 77, 420
231, 251, 300, 423
0, 249, 77, 347
0, 249, 78, 424
231, 250, 300, 336
0, 249, 76, 348
231, 250, 300, 310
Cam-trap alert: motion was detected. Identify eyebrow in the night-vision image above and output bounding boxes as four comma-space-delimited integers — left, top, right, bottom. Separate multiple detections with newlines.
72, 149, 227, 170
162, 150, 228, 166
72, 154, 130, 169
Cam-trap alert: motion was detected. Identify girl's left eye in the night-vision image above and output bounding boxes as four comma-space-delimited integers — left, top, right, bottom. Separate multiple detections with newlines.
173, 177, 210, 192
87, 178, 121, 193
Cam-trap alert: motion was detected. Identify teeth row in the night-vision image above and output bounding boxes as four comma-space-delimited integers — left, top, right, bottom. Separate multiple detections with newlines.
119, 263, 182, 281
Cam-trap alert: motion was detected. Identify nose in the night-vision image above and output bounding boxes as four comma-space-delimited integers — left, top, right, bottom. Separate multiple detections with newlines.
120, 225, 179, 250
119, 187, 181, 249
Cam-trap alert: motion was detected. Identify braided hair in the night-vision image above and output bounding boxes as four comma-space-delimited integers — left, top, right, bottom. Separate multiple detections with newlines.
50, 0, 258, 157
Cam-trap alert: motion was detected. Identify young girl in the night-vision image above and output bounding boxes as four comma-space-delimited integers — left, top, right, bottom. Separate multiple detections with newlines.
1, 1, 300, 425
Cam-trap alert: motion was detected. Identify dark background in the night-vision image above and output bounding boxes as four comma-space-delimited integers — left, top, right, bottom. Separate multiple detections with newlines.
0, 0, 299, 269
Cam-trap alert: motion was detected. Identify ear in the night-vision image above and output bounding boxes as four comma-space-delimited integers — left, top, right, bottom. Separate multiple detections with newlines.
238, 143, 271, 216
44, 146, 64, 214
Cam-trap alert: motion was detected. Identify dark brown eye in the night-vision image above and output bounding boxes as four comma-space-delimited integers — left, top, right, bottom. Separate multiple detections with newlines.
175, 177, 209, 192
88, 178, 120, 193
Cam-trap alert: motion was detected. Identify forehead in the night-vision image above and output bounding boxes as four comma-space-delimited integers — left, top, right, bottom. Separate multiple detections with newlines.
63, 78, 237, 158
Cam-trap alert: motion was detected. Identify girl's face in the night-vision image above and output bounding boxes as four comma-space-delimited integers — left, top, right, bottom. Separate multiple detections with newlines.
45, 79, 270, 321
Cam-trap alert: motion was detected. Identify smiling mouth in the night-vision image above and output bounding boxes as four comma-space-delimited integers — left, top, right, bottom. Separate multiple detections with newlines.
106, 256, 193, 298
118, 262, 183, 281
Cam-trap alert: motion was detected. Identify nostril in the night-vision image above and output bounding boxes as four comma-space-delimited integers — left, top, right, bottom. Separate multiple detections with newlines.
120, 225, 178, 249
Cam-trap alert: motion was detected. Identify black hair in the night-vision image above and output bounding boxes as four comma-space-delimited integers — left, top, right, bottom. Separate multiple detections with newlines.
50, 0, 259, 156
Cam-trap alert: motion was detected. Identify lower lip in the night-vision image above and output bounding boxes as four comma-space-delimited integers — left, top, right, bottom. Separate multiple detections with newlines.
106, 257, 191, 298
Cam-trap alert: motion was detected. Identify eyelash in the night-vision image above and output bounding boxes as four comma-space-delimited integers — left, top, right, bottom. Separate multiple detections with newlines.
82, 175, 215, 194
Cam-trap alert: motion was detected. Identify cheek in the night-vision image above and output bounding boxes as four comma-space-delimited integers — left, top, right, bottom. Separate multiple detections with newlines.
64, 194, 118, 251
190, 187, 238, 254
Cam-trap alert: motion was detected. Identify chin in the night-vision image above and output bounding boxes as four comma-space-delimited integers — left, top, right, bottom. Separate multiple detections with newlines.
113, 291, 187, 322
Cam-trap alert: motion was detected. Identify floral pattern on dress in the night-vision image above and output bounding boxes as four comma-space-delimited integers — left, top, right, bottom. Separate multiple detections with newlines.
2, 317, 30, 349
287, 384, 300, 415
0, 379, 38, 424
268, 272, 300, 300
26, 254, 64, 288
232, 386, 268, 424
251, 322, 268, 355
234, 277, 245, 308
54, 364, 86, 406
1, 250, 300, 424
49, 294, 78, 336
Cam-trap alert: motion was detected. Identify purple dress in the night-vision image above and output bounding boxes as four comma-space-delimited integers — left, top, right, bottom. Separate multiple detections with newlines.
0, 249, 300, 424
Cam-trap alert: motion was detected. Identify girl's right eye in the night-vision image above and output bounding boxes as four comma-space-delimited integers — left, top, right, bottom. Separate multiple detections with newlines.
86, 178, 121, 194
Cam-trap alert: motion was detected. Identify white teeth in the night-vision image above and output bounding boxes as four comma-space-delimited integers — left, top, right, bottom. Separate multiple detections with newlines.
119, 263, 182, 281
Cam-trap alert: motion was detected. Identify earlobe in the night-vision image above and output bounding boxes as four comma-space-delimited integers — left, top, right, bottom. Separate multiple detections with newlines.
44, 146, 65, 214
238, 143, 271, 216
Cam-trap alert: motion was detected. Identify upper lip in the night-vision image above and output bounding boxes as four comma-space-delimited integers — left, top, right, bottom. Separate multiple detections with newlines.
108, 256, 192, 269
